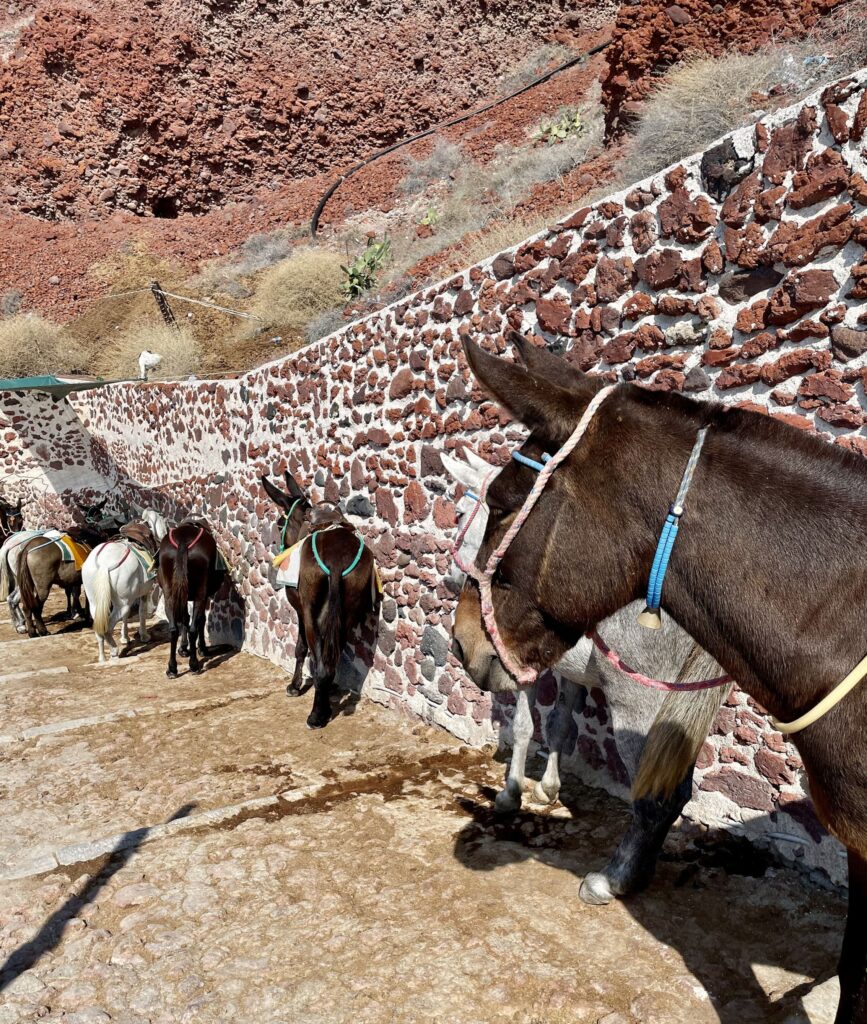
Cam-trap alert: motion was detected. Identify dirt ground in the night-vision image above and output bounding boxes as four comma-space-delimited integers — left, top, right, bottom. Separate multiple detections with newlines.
0, 597, 847, 1024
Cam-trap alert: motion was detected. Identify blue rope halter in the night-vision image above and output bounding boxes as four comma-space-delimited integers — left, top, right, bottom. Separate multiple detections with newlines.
639, 426, 709, 628
279, 498, 304, 550
311, 529, 365, 578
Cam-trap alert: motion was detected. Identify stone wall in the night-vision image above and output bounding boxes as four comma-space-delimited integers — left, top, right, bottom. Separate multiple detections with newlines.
5, 71, 867, 885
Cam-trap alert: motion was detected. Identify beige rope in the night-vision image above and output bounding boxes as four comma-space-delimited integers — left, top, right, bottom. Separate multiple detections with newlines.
770, 652, 867, 734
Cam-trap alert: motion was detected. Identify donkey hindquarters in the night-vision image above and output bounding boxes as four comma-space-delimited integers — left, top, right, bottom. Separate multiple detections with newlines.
17, 539, 87, 637
299, 531, 377, 730
158, 524, 219, 678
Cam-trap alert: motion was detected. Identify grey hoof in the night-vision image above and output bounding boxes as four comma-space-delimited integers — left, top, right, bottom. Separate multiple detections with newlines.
494, 783, 522, 816
579, 872, 616, 906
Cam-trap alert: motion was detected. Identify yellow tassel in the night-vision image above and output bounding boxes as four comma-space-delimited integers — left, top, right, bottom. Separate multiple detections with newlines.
637, 607, 662, 630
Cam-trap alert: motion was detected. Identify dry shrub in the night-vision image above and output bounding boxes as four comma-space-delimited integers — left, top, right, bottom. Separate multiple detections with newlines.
251, 248, 346, 331
0, 315, 85, 378
818, 1, 867, 75
619, 47, 828, 185
497, 43, 574, 95
401, 140, 465, 195
96, 321, 202, 380
89, 241, 184, 294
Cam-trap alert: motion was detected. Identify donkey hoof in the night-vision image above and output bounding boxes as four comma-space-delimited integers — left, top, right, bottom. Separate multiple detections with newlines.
494, 785, 522, 816
579, 872, 616, 906
306, 710, 331, 730
286, 684, 302, 697
15, 625, 27, 635
166, 668, 178, 679
531, 781, 559, 805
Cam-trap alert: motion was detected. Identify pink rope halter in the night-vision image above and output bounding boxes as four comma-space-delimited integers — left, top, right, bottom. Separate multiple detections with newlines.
454, 385, 615, 685
452, 384, 732, 693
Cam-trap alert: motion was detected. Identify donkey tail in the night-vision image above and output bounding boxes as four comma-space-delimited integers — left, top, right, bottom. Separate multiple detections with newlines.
168, 536, 190, 627
90, 566, 113, 638
318, 567, 344, 674
0, 552, 10, 602
632, 648, 730, 801
17, 547, 37, 616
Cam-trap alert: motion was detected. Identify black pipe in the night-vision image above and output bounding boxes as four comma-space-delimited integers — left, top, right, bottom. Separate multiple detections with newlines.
310, 40, 612, 236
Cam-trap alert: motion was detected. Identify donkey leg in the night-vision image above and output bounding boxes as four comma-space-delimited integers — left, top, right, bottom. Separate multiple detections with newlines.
307, 663, 336, 729
138, 597, 150, 643
495, 684, 537, 815
165, 606, 180, 678
533, 680, 581, 805
188, 603, 206, 673
287, 631, 309, 696
835, 849, 867, 1023
579, 769, 693, 906
9, 590, 26, 634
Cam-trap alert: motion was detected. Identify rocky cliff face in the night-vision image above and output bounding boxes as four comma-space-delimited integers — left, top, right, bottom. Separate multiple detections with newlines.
601, 0, 846, 136
0, 0, 614, 222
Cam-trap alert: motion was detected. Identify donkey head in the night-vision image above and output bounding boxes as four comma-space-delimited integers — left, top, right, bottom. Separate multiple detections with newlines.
449, 333, 635, 691
261, 471, 311, 550
141, 508, 169, 543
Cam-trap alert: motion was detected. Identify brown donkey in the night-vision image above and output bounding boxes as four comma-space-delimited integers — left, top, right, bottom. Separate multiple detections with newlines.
453, 334, 867, 1024
157, 520, 224, 677
263, 473, 380, 729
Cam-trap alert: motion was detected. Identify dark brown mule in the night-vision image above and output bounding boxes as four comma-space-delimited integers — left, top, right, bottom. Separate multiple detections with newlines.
263, 473, 380, 729
17, 524, 107, 636
0, 499, 23, 541
454, 333, 867, 1024
157, 520, 223, 678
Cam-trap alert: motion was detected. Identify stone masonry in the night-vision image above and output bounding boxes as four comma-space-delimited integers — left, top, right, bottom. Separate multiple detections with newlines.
5, 70, 867, 886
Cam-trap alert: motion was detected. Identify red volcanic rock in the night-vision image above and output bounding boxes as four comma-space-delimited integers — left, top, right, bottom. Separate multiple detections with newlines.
848, 263, 867, 300
602, 332, 637, 364
622, 292, 655, 320
723, 223, 767, 268
759, 348, 832, 386
535, 295, 573, 335
798, 369, 854, 403
716, 363, 762, 390
561, 247, 598, 287
765, 269, 838, 324
600, 1, 840, 138
831, 325, 867, 360
763, 105, 818, 185
635, 352, 689, 378
403, 480, 429, 523
788, 148, 849, 209
765, 204, 854, 266
817, 403, 863, 428
635, 323, 666, 351
630, 209, 658, 254
735, 301, 768, 333
635, 248, 682, 289
700, 766, 775, 812
720, 169, 762, 228
702, 239, 725, 275
389, 369, 417, 400
491, 254, 516, 281
594, 256, 635, 302
754, 185, 787, 223
658, 187, 717, 242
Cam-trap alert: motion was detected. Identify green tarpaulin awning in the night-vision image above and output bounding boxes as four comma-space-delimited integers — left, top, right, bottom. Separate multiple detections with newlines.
0, 375, 129, 398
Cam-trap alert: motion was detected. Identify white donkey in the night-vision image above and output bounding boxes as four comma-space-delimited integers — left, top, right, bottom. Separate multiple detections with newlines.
82, 509, 168, 662
442, 448, 729, 904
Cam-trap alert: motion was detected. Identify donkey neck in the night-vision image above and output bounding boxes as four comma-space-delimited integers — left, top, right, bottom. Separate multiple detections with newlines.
651, 407, 867, 726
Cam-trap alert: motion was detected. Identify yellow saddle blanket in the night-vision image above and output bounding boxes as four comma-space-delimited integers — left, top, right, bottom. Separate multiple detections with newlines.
54, 535, 91, 570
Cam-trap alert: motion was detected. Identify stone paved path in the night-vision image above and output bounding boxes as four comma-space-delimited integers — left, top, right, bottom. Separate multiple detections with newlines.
0, 600, 847, 1023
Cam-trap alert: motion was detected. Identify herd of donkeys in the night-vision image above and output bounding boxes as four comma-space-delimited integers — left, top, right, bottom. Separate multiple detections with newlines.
2, 329, 867, 1020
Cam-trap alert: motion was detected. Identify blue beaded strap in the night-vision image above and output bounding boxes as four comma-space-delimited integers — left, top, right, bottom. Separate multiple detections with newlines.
644, 426, 709, 615
311, 529, 365, 578
279, 498, 304, 550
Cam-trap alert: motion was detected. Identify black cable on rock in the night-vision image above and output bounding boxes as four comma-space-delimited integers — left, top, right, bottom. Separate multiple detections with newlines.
309, 40, 612, 236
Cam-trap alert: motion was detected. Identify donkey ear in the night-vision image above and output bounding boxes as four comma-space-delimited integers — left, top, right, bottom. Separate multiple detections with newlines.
283, 471, 306, 500
463, 448, 493, 474
462, 338, 580, 440
509, 330, 588, 392
440, 451, 484, 492
262, 475, 292, 510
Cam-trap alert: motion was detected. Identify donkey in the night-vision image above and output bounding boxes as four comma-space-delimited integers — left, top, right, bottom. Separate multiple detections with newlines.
12, 497, 129, 637
454, 332, 867, 1024
262, 472, 381, 729
443, 448, 727, 904
157, 519, 224, 678
0, 499, 23, 541
82, 508, 169, 661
